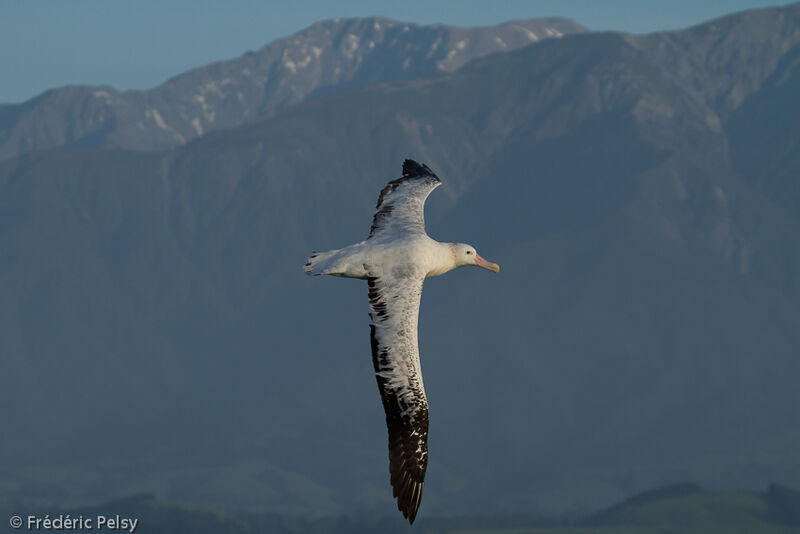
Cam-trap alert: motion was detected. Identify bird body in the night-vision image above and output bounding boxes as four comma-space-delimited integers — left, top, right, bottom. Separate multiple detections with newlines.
305, 235, 460, 280
304, 159, 498, 524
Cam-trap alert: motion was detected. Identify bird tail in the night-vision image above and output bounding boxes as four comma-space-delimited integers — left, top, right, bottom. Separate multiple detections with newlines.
303, 249, 340, 276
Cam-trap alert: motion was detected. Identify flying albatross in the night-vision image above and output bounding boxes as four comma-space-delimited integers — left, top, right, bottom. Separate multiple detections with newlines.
304, 159, 499, 524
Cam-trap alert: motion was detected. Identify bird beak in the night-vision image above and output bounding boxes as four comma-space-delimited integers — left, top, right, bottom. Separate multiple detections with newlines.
475, 253, 500, 273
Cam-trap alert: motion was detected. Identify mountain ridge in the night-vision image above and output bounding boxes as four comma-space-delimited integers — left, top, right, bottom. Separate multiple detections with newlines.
0, 16, 585, 160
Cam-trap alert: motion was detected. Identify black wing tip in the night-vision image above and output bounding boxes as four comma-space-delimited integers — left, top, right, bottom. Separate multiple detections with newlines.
373, 159, 440, 210
388, 441, 427, 525
395, 479, 424, 524
402, 159, 438, 179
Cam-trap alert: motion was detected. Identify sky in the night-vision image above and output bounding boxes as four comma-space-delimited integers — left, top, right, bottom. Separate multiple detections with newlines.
0, 0, 793, 104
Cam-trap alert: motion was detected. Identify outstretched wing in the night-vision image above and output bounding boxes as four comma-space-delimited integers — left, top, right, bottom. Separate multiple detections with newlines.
367, 266, 429, 524
368, 159, 442, 239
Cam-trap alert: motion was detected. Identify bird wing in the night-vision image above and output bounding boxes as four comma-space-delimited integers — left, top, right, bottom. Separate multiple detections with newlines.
367, 265, 429, 524
368, 159, 442, 239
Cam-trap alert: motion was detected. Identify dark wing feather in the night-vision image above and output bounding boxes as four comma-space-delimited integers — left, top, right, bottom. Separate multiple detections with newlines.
368, 159, 441, 239
367, 270, 429, 524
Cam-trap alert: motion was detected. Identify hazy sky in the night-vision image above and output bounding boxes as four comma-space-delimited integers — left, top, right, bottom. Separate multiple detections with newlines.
0, 0, 791, 103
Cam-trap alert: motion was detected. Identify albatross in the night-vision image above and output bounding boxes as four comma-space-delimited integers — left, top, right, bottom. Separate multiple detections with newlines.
304, 159, 499, 524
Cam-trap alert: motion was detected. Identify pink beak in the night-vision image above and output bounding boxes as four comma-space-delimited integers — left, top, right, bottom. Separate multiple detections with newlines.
475, 253, 500, 273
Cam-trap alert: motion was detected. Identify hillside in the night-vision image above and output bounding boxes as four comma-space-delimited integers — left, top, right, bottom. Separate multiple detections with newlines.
4, 484, 798, 533
0, 17, 584, 160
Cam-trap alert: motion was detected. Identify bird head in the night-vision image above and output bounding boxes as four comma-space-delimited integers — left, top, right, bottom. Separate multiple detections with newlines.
453, 243, 500, 273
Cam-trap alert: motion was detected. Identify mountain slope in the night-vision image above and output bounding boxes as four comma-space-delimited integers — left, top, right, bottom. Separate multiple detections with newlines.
586, 483, 800, 529
0, 17, 585, 160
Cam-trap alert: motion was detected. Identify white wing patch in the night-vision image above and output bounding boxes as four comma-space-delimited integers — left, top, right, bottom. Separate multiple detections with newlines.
367, 266, 429, 524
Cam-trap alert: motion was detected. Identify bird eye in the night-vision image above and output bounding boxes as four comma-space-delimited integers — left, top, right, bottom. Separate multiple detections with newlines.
467, 251, 472, 255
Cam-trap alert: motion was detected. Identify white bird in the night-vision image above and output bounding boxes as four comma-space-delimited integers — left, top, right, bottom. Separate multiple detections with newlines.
304, 159, 499, 524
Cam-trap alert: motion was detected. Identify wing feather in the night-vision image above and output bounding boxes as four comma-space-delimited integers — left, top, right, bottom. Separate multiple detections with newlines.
368, 159, 441, 239
367, 269, 429, 524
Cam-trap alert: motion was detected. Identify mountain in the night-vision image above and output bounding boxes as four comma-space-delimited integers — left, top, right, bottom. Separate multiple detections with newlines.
1, 1, 800, 519
0, 17, 585, 160
586, 482, 800, 530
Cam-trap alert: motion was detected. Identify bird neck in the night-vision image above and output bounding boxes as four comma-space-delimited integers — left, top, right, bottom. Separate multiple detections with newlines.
426, 242, 459, 278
